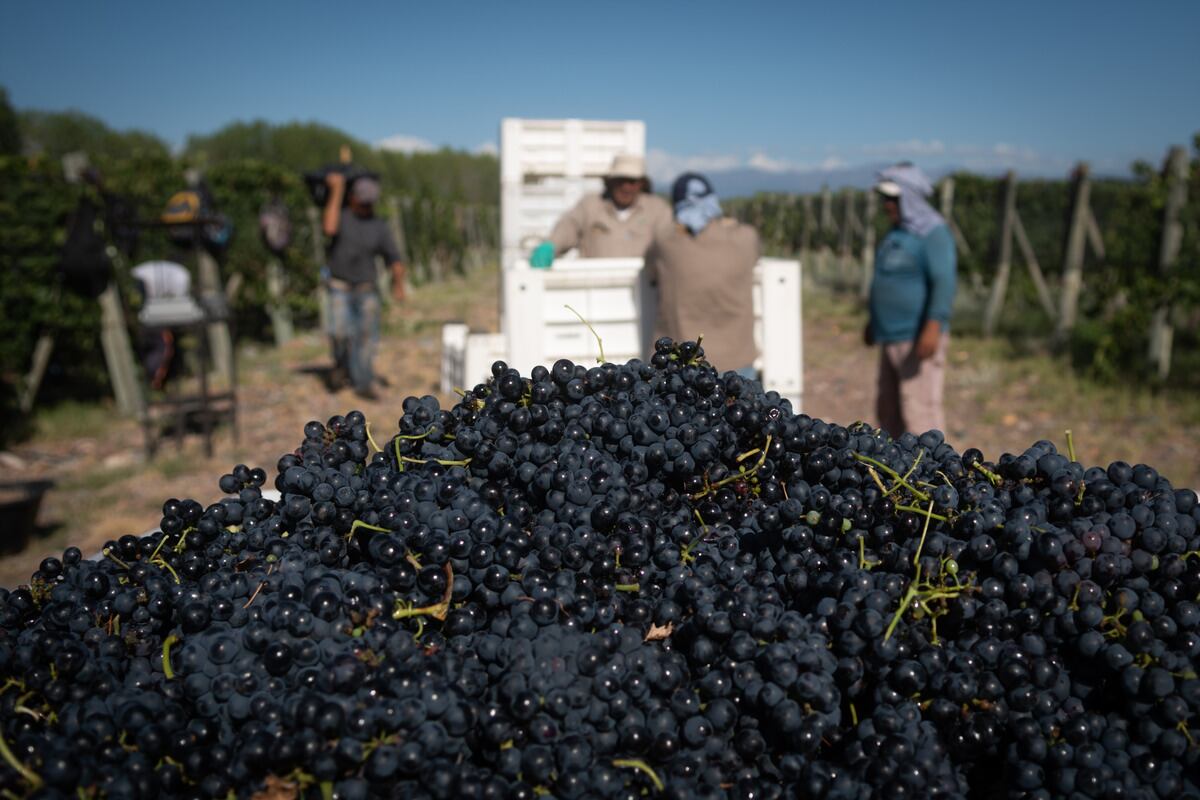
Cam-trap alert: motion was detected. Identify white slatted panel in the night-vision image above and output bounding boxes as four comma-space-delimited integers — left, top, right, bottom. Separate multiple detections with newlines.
500, 119, 645, 270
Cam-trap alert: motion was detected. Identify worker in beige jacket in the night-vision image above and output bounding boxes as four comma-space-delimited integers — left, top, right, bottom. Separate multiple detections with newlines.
646, 173, 759, 376
529, 154, 672, 267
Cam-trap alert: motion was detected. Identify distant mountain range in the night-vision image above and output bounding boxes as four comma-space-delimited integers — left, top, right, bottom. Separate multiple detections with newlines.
686, 163, 951, 198
674, 161, 1132, 199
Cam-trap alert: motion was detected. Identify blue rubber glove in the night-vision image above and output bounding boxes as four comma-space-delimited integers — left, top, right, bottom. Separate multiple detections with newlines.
530, 241, 555, 269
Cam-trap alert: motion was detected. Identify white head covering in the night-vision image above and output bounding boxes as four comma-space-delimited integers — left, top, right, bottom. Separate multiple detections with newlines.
876, 164, 945, 237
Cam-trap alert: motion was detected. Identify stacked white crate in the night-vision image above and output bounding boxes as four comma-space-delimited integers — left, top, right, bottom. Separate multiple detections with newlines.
442, 118, 647, 392
500, 118, 646, 272
441, 118, 803, 412
501, 258, 803, 410
441, 323, 506, 393
502, 259, 654, 372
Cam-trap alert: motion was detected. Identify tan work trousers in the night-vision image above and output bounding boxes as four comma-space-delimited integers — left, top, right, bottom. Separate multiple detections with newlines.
875, 333, 948, 438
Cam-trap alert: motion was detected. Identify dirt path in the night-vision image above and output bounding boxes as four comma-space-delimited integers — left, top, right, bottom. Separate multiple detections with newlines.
802, 293, 1198, 493
2, 267, 1196, 588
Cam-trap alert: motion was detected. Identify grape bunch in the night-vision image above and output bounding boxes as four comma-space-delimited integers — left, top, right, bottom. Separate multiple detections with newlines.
1, 337, 1198, 799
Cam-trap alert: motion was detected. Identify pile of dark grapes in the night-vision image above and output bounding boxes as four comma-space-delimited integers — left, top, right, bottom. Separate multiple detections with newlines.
2, 338, 1198, 799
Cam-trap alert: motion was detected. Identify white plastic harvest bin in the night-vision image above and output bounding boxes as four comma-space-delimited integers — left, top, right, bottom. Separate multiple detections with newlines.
444, 257, 804, 411
441, 118, 804, 412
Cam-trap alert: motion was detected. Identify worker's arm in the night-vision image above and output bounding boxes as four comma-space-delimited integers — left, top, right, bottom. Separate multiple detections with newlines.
547, 199, 588, 255
533, 197, 595, 267
322, 172, 346, 238
380, 226, 406, 301
916, 225, 957, 359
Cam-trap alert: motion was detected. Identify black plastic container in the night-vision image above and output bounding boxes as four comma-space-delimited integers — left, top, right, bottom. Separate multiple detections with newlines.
0, 480, 53, 555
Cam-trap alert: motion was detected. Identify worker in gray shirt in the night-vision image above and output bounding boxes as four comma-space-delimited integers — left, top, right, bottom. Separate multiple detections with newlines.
322, 172, 405, 399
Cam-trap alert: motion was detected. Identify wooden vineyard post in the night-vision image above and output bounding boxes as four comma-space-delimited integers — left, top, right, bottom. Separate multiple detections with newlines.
406, 197, 427, 284
1012, 211, 1057, 318
454, 204, 468, 273
820, 186, 834, 229
939, 177, 971, 259
799, 194, 814, 287
1149, 145, 1189, 379
423, 198, 445, 283
838, 190, 857, 257
98, 281, 145, 418
801, 195, 814, 252
840, 189, 863, 292
265, 259, 293, 347
463, 204, 483, 271
196, 246, 234, 383
460, 204, 474, 270
817, 186, 835, 283
860, 190, 877, 300
396, 196, 415, 266
18, 334, 55, 413
307, 206, 330, 336
775, 200, 790, 256
1056, 163, 1092, 338
484, 205, 497, 262
984, 172, 1018, 336
37, 151, 142, 418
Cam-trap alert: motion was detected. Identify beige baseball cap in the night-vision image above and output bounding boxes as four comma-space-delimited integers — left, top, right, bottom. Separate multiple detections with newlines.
608, 154, 646, 180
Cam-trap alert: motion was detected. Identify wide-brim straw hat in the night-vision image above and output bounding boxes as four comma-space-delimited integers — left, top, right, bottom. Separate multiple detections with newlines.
607, 154, 646, 180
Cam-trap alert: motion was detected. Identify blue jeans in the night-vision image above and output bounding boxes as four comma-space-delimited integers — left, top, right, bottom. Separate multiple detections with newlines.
329, 282, 380, 392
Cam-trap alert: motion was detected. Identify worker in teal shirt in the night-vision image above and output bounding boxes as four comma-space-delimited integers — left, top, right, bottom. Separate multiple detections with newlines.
865, 163, 957, 438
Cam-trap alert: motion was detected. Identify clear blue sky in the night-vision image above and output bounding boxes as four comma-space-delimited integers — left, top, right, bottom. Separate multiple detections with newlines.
2, 0, 1197, 180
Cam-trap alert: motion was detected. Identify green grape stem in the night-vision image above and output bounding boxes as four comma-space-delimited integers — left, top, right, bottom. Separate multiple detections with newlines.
896, 504, 948, 523
690, 435, 773, 500
564, 304, 606, 364
364, 422, 382, 453
0, 730, 42, 789
393, 564, 454, 621
611, 758, 665, 792
852, 453, 931, 502
102, 548, 131, 570
913, 499, 936, 568
350, 520, 390, 536
971, 462, 1003, 486
162, 634, 180, 679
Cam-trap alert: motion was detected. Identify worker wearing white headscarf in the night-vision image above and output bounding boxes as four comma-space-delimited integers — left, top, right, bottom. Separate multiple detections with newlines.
866, 163, 957, 438
876, 163, 946, 236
